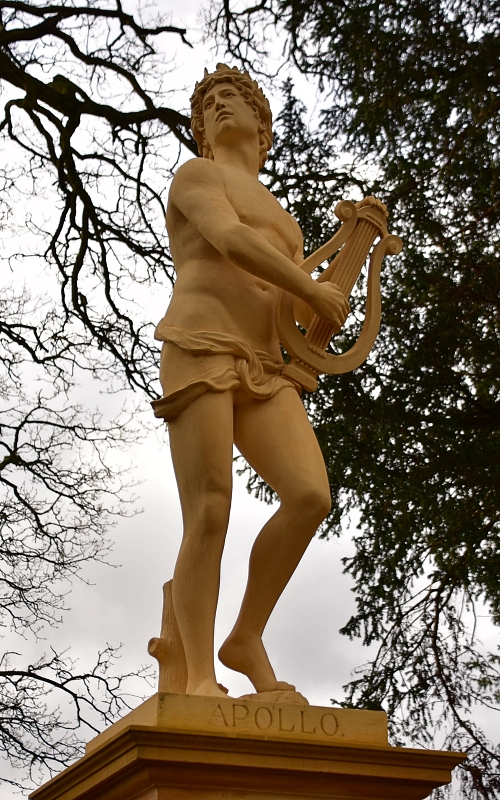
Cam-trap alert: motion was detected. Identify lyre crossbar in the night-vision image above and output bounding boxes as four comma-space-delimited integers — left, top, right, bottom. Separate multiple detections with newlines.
276, 197, 403, 392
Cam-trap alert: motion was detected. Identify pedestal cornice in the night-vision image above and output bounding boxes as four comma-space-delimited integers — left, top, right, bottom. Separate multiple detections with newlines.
30, 694, 465, 800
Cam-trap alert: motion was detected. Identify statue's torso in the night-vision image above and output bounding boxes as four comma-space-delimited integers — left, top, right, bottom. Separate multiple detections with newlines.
162, 161, 301, 358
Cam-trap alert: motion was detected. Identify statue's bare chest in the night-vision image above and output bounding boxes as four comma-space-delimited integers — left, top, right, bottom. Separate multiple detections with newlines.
222, 170, 298, 258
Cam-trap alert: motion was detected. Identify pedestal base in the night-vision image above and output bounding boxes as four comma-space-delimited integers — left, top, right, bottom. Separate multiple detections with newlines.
30, 693, 465, 800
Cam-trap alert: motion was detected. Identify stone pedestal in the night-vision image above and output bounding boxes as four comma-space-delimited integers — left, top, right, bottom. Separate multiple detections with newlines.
30, 693, 465, 800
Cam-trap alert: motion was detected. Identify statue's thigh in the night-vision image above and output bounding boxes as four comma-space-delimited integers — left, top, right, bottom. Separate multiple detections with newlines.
233, 388, 328, 500
168, 389, 234, 502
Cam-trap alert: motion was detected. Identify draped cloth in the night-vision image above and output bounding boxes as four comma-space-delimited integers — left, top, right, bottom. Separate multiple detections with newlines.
151, 325, 299, 422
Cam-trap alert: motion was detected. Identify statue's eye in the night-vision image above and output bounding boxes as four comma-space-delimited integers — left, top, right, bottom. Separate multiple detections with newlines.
204, 100, 213, 109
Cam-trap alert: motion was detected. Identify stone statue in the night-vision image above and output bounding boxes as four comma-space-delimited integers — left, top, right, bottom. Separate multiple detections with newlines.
149, 64, 402, 700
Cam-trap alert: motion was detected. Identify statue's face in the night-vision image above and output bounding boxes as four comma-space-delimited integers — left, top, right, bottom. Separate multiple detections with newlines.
202, 80, 259, 152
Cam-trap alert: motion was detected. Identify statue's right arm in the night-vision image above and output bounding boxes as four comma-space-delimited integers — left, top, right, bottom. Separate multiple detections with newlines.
170, 160, 349, 329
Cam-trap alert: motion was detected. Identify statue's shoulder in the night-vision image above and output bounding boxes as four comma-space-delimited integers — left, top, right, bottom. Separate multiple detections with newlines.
172, 157, 221, 187
169, 159, 224, 214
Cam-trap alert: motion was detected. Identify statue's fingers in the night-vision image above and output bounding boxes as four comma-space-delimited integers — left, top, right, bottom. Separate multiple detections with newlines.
331, 314, 342, 333
331, 285, 349, 312
330, 286, 350, 316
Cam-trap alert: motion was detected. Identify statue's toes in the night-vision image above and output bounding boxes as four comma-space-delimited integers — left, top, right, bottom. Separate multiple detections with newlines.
275, 681, 296, 691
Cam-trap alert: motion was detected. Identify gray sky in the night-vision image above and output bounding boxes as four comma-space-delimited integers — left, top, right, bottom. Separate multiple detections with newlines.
1, 2, 497, 796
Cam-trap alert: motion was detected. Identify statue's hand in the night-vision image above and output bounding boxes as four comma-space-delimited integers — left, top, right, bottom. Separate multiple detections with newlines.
308, 282, 350, 333
294, 296, 315, 329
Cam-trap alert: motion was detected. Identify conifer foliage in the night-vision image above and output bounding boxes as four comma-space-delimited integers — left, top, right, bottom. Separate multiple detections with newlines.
212, 1, 500, 795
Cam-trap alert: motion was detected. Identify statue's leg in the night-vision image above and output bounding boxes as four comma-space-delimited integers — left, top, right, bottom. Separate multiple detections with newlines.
168, 389, 234, 698
219, 387, 331, 693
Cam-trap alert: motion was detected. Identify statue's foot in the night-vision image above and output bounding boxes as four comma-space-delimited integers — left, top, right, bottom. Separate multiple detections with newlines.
240, 689, 309, 706
187, 678, 229, 698
218, 633, 295, 694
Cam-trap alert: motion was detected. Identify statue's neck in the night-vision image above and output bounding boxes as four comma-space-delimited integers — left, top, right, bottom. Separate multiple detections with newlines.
212, 141, 260, 178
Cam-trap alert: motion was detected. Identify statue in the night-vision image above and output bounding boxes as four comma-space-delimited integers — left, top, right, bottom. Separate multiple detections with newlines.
149, 64, 402, 700
29, 66, 459, 799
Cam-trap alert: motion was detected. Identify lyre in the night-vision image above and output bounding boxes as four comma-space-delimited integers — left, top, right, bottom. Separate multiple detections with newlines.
276, 197, 403, 391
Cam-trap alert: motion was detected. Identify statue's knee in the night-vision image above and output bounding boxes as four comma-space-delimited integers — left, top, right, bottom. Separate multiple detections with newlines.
317, 490, 332, 521
195, 487, 231, 537
293, 485, 332, 522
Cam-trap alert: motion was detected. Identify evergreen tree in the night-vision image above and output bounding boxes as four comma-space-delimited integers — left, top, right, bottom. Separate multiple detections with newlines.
213, 2, 500, 795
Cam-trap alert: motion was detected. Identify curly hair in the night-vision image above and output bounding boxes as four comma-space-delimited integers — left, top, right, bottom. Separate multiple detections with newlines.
190, 63, 273, 170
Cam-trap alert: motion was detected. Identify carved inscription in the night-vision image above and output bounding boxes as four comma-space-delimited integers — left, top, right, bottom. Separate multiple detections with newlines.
232, 704, 248, 726
208, 701, 339, 739
255, 706, 273, 730
278, 708, 295, 732
300, 709, 316, 734
320, 712, 338, 736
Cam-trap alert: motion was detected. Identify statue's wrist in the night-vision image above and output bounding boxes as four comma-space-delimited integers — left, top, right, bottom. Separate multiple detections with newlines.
300, 276, 317, 306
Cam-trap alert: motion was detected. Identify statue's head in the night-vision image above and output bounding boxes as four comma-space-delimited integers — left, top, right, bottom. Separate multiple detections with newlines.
190, 63, 273, 170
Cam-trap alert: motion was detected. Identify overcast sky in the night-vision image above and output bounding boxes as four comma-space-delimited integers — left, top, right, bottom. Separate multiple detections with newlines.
1, 2, 496, 797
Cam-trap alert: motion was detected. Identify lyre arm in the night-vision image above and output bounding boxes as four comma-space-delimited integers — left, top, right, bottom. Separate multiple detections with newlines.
299, 201, 358, 275
318, 234, 403, 375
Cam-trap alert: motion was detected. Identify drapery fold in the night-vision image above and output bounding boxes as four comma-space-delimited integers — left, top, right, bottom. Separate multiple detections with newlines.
151, 326, 298, 422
